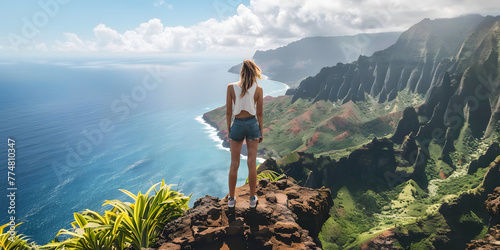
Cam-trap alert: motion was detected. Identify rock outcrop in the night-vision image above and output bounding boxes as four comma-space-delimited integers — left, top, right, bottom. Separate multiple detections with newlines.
486, 187, 500, 224
391, 107, 420, 144
468, 143, 500, 174
466, 187, 500, 249
401, 132, 418, 163
466, 225, 500, 250
361, 229, 399, 250
158, 178, 332, 249
289, 15, 485, 104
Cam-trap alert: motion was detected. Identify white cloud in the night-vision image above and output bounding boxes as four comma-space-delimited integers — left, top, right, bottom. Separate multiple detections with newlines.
55, 33, 97, 51
51, 0, 500, 54
35, 43, 48, 51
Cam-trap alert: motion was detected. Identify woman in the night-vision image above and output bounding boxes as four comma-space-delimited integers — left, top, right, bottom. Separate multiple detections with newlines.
226, 59, 264, 208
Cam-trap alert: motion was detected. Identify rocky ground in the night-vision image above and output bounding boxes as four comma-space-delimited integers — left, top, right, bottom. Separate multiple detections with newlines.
467, 187, 500, 249
157, 178, 332, 249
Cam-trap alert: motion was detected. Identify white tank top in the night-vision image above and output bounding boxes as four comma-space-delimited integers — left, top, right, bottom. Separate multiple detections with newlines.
232, 82, 257, 116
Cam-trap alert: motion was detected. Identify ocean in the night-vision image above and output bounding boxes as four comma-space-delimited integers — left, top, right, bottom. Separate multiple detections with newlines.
0, 57, 288, 244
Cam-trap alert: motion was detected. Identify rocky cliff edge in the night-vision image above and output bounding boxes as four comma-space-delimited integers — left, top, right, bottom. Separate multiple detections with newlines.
157, 178, 332, 249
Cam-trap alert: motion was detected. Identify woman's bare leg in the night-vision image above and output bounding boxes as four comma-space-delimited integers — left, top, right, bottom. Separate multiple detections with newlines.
246, 139, 259, 197
229, 139, 244, 197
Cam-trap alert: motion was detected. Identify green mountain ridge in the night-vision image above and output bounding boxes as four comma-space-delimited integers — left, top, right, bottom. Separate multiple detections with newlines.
228, 32, 401, 87
205, 14, 500, 249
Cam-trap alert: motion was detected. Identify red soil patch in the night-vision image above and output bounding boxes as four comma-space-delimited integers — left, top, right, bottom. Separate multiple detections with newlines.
263, 126, 273, 134
326, 121, 337, 131
439, 170, 448, 179
336, 207, 345, 216
297, 110, 313, 123
334, 131, 351, 142
378, 111, 403, 128
285, 108, 297, 114
263, 96, 275, 102
307, 131, 321, 147
339, 107, 359, 122
285, 110, 313, 135
299, 145, 308, 152
332, 116, 349, 128
286, 124, 302, 136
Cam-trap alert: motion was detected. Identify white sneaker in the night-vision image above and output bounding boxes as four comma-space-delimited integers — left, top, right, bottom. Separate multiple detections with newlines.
228, 196, 235, 208
249, 195, 258, 208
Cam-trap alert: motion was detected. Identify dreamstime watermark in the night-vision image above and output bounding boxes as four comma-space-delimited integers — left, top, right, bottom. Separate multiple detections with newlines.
384, 73, 497, 188
51, 65, 166, 183
7, 0, 71, 52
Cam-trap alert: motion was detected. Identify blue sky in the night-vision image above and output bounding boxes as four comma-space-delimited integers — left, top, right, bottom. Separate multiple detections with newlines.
0, 0, 499, 56
1, 0, 249, 43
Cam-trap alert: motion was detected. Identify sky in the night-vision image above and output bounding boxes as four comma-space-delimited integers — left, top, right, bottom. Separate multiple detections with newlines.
0, 0, 499, 58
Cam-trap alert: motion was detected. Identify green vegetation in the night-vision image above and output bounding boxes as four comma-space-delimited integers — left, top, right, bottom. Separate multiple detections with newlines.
0, 223, 31, 250
246, 164, 285, 184
394, 213, 449, 249
319, 187, 379, 249
435, 167, 488, 197
0, 180, 190, 250
318, 158, 492, 250
204, 90, 424, 158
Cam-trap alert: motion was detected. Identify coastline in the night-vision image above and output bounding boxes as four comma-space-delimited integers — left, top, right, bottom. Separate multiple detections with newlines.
197, 114, 267, 163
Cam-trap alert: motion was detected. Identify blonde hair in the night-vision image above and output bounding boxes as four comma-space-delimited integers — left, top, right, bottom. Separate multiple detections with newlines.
239, 59, 262, 97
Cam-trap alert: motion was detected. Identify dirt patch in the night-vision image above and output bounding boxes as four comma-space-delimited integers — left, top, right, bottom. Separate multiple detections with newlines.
285, 110, 313, 135
439, 170, 448, 179
307, 131, 321, 147
333, 116, 350, 128
334, 131, 351, 142
263, 126, 273, 134
336, 207, 345, 216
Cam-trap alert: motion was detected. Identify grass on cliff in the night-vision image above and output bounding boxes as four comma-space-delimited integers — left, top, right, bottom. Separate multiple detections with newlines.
319, 165, 492, 250
204, 90, 424, 159
319, 187, 380, 249
0, 180, 190, 250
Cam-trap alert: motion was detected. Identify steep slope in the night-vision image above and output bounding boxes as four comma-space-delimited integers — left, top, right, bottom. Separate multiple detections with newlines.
229, 32, 401, 86
288, 14, 485, 104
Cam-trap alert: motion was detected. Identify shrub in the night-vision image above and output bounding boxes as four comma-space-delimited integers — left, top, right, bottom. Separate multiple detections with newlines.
0, 223, 31, 250
246, 164, 285, 184
44, 180, 190, 249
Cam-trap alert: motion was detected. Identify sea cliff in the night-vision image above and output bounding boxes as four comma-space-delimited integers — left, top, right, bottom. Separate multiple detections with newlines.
157, 178, 333, 249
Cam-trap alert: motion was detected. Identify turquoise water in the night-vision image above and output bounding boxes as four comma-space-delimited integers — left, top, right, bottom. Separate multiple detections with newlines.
0, 58, 287, 244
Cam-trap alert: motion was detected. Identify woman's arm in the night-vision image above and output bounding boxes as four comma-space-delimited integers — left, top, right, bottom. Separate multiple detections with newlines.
226, 84, 233, 136
256, 86, 264, 143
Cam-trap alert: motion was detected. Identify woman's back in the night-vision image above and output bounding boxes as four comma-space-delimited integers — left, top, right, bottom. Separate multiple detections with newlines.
232, 82, 257, 116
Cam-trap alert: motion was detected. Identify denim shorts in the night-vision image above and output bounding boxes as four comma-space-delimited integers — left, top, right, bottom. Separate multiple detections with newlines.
229, 116, 261, 142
